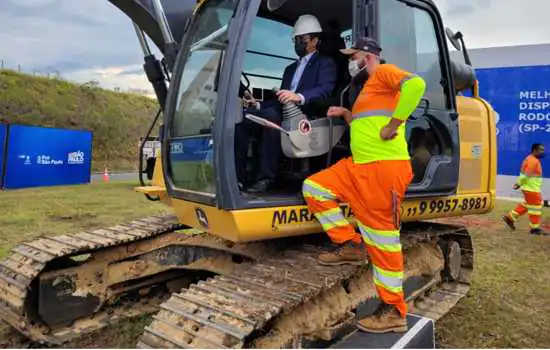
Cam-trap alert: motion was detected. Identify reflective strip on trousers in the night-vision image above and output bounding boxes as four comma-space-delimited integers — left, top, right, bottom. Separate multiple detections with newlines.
352, 109, 395, 121
525, 203, 542, 215
316, 207, 350, 231
372, 264, 404, 294
358, 222, 401, 253
302, 179, 337, 201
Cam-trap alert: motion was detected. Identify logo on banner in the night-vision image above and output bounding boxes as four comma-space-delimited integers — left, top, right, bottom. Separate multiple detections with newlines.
19, 155, 31, 165
67, 151, 85, 165
37, 155, 63, 165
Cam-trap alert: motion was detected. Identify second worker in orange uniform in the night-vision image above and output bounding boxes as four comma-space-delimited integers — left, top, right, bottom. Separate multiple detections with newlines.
302, 37, 426, 334
503, 143, 548, 235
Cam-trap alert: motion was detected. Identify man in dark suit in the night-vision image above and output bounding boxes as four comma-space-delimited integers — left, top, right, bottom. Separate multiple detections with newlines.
236, 14, 337, 194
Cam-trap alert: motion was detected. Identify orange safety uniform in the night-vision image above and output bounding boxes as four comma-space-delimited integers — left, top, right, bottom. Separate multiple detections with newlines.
302, 63, 426, 317
508, 154, 543, 229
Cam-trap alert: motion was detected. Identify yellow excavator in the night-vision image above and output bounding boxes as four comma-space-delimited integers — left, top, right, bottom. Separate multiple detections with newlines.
0, 0, 497, 348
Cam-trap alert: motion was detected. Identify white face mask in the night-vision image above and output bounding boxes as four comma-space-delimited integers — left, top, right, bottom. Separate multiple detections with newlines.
348, 59, 367, 77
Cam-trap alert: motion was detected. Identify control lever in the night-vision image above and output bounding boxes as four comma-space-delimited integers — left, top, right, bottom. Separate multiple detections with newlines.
327, 84, 351, 167
244, 114, 300, 149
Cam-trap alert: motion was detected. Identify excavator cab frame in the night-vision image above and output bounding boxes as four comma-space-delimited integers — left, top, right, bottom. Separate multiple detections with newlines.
151, 0, 470, 212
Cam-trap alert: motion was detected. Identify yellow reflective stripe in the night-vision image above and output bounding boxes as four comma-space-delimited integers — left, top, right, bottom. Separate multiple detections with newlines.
524, 203, 542, 210
318, 207, 342, 217
373, 265, 404, 279
360, 224, 400, 238
302, 180, 337, 200
316, 208, 350, 230
372, 265, 403, 293
520, 172, 542, 178
321, 220, 351, 231
530, 223, 541, 228
362, 236, 402, 252
358, 223, 401, 252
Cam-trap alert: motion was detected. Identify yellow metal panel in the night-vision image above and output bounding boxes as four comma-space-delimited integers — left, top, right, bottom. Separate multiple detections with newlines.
134, 151, 170, 203
456, 96, 493, 195
170, 192, 493, 243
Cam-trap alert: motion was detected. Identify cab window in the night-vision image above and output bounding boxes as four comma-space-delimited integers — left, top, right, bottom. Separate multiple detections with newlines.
171, 0, 237, 138
242, 17, 296, 99
167, 0, 238, 195
378, 0, 447, 111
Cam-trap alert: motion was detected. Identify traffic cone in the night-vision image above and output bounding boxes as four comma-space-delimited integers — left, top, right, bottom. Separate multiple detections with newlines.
103, 167, 109, 182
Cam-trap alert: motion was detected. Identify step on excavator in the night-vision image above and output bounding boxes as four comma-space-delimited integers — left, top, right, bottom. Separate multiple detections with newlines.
0, 0, 497, 348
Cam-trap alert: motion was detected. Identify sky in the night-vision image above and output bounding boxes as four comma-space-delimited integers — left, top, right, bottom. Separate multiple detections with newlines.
0, 0, 549, 97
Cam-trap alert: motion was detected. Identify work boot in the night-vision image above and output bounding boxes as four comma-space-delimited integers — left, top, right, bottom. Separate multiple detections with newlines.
357, 303, 407, 334
530, 228, 549, 236
502, 215, 516, 230
317, 240, 367, 266
246, 179, 273, 194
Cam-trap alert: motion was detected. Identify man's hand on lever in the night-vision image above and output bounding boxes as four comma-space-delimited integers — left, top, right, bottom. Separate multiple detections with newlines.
243, 91, 257, 107
277, 90, 302, 104
327, 106, 352, 124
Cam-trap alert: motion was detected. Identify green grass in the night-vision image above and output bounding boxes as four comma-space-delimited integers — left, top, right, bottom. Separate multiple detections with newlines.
0, 183, 549, 348
0, 69, 160, 172
0, 181, 171, 259
436, 203, 550, 348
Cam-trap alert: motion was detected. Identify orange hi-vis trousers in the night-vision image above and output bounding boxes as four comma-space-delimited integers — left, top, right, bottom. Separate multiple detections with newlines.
508, 190, 542, 229
302, 157, 413, 317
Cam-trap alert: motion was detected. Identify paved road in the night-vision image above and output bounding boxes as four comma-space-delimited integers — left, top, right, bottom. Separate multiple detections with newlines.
91, 172, 139, 182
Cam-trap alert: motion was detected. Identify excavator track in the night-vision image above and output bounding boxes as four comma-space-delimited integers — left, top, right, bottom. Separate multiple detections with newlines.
0, 218, 472, 348
138, 221, 474, 349
0, 214, 186, 345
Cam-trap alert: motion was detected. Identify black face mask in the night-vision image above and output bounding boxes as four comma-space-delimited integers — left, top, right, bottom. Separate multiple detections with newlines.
537, 152, 545, 159
294, 40, 308, 58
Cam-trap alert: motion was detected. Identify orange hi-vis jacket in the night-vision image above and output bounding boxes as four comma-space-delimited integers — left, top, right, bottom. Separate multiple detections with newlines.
350, 63, 426, 164
517, 154, 543, 193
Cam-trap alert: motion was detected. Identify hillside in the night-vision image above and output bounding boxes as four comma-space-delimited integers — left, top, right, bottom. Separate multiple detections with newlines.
0, 69, 159, 171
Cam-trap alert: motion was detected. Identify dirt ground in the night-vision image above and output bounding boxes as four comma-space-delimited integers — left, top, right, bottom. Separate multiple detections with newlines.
0, 182, 549, 348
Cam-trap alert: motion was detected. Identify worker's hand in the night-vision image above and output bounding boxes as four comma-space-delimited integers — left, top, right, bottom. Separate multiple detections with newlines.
277, 90, 301, 104
327, 106, 350, 118
513, 183, 520, 190
380, 125, 398, 141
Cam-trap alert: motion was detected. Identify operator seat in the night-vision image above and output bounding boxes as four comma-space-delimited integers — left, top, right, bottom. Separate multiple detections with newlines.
274, 22, 350, 159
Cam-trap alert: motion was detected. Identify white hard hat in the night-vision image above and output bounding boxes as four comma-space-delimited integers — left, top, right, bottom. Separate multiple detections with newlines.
292, 15, 323, 37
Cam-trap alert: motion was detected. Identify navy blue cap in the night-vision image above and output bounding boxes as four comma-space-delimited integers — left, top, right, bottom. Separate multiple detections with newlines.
340, 37, 382, 55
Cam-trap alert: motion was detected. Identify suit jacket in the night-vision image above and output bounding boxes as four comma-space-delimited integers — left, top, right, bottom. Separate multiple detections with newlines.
262, 52, 338, 119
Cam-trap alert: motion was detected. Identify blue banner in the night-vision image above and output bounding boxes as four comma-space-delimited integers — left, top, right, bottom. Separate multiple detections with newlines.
4, 125, 93, 189
169, 136, 213, 162
0, 123, 6, 187
475, 65, 550, 176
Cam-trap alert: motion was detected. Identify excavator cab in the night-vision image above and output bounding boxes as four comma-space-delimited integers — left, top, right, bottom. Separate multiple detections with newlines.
122, 0, 479, 213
